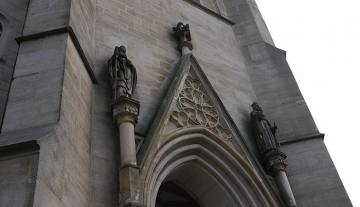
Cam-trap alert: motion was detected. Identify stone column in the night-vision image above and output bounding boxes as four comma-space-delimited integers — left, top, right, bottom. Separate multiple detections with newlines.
265, 151, 297, 207
112, 97, 145, 207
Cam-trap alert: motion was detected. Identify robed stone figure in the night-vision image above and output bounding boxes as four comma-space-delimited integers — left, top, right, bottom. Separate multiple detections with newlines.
108, 45, 137, 100
250, 102, 280, 155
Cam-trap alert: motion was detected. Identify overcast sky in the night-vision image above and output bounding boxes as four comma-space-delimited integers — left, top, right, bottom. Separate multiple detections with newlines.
255, 0, 360, 206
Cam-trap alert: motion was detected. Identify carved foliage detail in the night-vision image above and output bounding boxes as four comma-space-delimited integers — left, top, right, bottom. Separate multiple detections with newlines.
170, 75, 232, 140
113, 104, 139, 115
267, 157, 288, 172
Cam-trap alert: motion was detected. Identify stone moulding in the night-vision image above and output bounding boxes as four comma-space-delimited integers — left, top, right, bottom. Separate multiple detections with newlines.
170, 74, 232, 141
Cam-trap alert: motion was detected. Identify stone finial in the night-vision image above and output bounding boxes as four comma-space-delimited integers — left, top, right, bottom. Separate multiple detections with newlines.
109, 45, 137, 100
112, 97, 140, 127
173, 22, 193, 54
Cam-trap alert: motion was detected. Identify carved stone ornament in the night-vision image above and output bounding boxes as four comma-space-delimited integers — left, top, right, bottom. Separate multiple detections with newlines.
267, 157, 288, 172
170, 74, 232, 140
265, 151, 288, 173
112, 97, 140, 127
173, 22, 193, 52
135, 135, 145, 153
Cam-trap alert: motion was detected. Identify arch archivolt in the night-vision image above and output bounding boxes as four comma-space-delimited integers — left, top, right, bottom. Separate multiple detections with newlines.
140, 128, 278, 207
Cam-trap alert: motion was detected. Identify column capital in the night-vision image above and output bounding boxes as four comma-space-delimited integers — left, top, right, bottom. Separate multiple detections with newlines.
112, 97, 140, 127
265, 151, 288, 173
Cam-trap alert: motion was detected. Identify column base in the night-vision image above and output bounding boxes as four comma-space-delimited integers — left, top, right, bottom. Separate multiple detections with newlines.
119, 166, 141, 205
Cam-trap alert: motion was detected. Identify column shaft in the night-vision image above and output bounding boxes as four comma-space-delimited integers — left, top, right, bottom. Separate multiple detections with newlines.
274, 171, 297, 207
119, 122, 137, 166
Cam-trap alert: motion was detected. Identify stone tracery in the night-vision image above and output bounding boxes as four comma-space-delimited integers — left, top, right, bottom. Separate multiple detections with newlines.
170, 74, 232, 140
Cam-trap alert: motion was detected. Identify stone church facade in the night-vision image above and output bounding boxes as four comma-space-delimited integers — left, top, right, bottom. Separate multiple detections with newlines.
0, 0, 352, 206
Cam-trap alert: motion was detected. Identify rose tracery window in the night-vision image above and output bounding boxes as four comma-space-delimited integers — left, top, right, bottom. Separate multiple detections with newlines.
170, 74, 232, 141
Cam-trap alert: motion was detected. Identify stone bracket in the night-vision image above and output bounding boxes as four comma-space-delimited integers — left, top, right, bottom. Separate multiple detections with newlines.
112, 97, 140, 127
264, 150, 288, 173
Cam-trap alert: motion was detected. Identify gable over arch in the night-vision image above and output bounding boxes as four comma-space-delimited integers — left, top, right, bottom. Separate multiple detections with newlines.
138, 54, 284, 206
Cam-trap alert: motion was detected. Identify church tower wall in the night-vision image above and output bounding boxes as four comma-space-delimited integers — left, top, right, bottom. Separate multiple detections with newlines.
0, 0, 352, 206
91, 1, 259, 205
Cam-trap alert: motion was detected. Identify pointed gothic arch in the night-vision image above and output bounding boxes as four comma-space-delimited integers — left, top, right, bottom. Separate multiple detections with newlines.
140, 128, 279, 207
137, 54, 284, 207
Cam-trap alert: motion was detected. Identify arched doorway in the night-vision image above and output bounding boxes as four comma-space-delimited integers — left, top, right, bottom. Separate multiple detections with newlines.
141, 130, 281, 207
154, 160, 237, 207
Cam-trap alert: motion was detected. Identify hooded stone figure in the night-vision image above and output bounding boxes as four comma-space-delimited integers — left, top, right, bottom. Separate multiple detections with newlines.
108, 45, 137, 100
250, 102, 280, 155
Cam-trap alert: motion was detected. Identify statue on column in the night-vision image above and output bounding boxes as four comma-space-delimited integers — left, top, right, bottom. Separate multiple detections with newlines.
108, 45, 137, 100
250, 102, 280, 155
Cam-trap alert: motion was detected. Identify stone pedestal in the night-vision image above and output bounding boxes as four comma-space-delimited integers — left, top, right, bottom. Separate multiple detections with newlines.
265, 151, 297, 207
112, 97, 145, 207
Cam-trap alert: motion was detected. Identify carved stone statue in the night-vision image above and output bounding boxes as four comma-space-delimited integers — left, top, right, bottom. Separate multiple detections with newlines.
250, 102, 280, 155
108, 45, 137, 100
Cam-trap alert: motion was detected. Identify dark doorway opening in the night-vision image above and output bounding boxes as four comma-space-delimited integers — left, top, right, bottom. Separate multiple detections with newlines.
155, 181, 201, 207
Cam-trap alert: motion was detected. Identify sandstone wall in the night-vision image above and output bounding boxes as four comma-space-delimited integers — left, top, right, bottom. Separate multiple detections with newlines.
282, 138, 351, 206
32, 36, 93, 207
0, 142, 39, 206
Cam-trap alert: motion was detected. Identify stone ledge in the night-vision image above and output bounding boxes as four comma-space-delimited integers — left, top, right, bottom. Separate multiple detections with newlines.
280, 133, 325, 145
15, 26, 98, 84
0, 123, 57, 147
